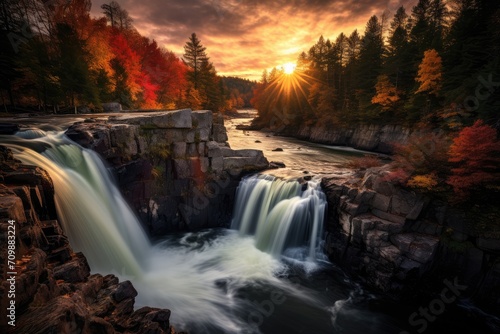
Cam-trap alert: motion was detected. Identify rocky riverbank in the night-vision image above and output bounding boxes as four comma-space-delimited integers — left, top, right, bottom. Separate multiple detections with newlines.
0, 147, 181, 333
242, 118, 410, 154
65, 109, 269, 235
322, 166, 500, 316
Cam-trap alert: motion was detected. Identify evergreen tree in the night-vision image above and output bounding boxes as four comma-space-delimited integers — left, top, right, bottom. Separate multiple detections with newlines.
55, 23, 98, 106
183, 33, 208, 90
356, 15, 384, 113
442, 0, 500, 123
385, 6, 413, 94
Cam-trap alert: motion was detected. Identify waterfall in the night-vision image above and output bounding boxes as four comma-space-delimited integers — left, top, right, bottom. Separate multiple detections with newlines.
3, 132, 150, 277
231, 175, 327, 260
2, 130, 331, 333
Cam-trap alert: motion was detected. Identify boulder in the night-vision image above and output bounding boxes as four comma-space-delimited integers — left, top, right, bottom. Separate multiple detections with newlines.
212, 124, 228, 142
112, 109, 192, 129
191, 110, 213, 129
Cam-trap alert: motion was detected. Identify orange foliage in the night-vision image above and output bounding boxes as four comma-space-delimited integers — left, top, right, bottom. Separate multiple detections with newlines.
447, 120, 500, 198
407, 173, 438, 190
415, 49, 442, 95
371, 74, 400, 110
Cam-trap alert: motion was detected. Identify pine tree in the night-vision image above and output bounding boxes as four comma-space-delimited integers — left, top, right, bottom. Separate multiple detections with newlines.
385, 6, 413, 94
183, 33, 208, 90
356, 15, 384, 111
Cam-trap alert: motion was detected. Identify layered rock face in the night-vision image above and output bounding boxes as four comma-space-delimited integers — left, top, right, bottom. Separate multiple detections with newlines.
322, 167, 500, 312
292, 124, 410, 154
0, 148, 179, 333
66, 109, 269, 235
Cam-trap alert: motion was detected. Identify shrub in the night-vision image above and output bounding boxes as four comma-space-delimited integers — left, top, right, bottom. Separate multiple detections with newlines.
381, 168, 411, 185
346, 155, 382, 169
407, 173, 438, 190
447, 120, 500, 200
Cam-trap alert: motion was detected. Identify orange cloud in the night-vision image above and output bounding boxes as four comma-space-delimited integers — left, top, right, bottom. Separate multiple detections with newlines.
91, 0, 418, 80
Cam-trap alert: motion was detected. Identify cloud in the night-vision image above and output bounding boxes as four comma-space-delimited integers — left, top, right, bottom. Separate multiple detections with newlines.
90, 0, 418, 80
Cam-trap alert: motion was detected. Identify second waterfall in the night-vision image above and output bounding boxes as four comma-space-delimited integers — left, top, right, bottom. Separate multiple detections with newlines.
231, 174, 327, 260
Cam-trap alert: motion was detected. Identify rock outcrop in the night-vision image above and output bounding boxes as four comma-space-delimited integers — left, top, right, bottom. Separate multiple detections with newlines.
0, 148, 180, 333
66, 109, 269, 235
281, 123, 410, 154
322, 166, 500, 313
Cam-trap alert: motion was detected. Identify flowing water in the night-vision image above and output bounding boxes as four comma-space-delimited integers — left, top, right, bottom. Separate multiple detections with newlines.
1, 116, 498, 334
1, 128, 405, 333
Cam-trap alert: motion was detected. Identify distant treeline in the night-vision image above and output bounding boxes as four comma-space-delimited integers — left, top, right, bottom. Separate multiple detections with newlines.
221, 76, 256, 108
0, 0, 251, 112
252, 0, 500, 130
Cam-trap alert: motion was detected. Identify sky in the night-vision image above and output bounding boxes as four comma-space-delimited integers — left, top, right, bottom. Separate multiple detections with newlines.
90, 0, 418, 81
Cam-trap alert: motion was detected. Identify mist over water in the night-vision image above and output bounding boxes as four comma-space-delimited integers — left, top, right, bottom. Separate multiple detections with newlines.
0, 128, 410, 333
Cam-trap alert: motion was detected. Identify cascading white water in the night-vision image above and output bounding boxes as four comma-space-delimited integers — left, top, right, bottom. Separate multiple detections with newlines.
2, 130, 335, 333
1, 126, 428, 334
231, 175, 326, 260
3, 131, 150, 277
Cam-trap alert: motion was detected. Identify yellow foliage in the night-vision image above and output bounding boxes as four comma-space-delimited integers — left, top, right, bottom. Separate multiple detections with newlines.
407, 173, 438, 190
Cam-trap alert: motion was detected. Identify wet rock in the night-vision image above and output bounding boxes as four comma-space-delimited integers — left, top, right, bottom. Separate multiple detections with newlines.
112, 281, 138, 302
321, 165, 500, 312
269, 161, 286, 169
0, 123, 20, 134
53, 253, 91, 283
0, 150, 179, 333
477, 238, 500, 253
272, 148, 283, 151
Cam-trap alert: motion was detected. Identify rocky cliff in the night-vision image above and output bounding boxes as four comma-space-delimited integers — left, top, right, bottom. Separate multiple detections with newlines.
65, 109, 269, 235
280, 123, 410, 154
0, 147, 181, 333
322, 166, 500, 315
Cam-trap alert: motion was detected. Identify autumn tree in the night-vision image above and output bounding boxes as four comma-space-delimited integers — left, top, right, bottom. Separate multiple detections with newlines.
371, 74, 400, 111
447, 120, 500, 199
109, 31, 142, 107
415, 49, 442, 96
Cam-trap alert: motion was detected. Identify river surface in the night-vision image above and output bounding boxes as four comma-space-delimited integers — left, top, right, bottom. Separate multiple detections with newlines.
1, 111, 498, 334
225, 112, 369, 178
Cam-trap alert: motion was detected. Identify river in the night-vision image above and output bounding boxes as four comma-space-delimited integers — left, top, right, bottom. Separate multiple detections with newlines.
1, 111, 497, 334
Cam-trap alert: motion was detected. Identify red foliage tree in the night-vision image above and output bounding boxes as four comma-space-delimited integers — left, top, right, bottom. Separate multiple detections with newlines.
109, 30, 143, 97
447, 120, 500, 199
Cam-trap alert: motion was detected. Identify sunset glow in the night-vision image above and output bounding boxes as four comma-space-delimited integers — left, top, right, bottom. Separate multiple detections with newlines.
89, 0, 419, 80
282, 62, 297, 75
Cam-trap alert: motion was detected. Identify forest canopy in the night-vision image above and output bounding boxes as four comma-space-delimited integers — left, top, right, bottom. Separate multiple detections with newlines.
252, 0, 500, 131
0, 0, 251, 112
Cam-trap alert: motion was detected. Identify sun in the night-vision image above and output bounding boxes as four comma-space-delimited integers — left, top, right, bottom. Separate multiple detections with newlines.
282, 62, 296, 75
